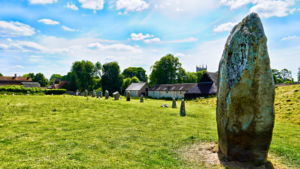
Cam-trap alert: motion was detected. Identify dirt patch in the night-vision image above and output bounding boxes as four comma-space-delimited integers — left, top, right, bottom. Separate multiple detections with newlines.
180, 142, 288, 169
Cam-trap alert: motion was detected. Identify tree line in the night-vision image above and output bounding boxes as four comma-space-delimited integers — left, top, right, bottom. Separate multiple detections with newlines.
3, 54, 298, 94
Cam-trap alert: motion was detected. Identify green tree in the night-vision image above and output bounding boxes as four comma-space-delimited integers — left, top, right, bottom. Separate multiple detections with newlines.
71, 60, 102, 91
22, 73, 35, 79
101, 61, 124, 95
69, 72, 81, 92
123, 78, 132, 92
131, 76, 140, 83
0, 73, 3, 76
149, 54, 182, 86
272, 73, 278, 84
184, 72, 198, 83
33, 73, 48, 87
280, 68, 292, 83
50, 74, 63, 81
122, 67, 148, 82
272, 69, 282, 84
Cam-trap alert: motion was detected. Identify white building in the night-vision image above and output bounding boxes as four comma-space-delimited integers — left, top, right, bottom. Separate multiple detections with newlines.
149, 83, 197, 99
125, 82, 149, 97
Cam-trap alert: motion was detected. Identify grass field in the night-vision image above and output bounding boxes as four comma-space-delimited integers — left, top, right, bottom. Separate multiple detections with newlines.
0, 86, 299, 168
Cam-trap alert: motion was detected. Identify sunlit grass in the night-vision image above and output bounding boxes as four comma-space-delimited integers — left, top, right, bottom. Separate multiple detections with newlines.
0, 93, 299, 168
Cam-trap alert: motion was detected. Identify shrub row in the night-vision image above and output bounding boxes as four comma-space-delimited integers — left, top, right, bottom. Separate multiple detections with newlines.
0, 85, 66, 95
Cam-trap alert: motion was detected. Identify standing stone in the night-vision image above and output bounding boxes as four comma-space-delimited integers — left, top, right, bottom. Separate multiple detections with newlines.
126, 91, 130, 101
76, 90, 79, 96
172, 98, 177, 108
105, 90, 109, 99
92, 90, 96, 97
85, 90, 88, 97
180, 99, 185, 116
97, 91, 102, 98
113, 91, 120, 100
216, 13, 275, 163
140, 95, 144, 103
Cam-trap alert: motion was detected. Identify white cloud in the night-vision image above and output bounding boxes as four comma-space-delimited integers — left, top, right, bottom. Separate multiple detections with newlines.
104, 56, 130, 61
152, 0, 219, 19
221, 0, 296, 18
118, 12, 123, 15
38, 19, 59, 25
28, 0, 57, 4
18, 41, 46, 51
0, 44, 9, 50
12, 65, 24, 68
131, 33, 154, 41
281, 35, 299, 41
162, 37, 198, 43
144, 38, 161, 44
87, 43, 143, 53
176, 7, 184, 12
289, 8, 296, 14
116, 0, 149, 12
0, 21, 35, 37
65, 2, 79, 10
213, 22, 238, 33
51, 64, 58, 67
79, 0, 104, 10
62, 26, 76, 31
174, 53, 186, 58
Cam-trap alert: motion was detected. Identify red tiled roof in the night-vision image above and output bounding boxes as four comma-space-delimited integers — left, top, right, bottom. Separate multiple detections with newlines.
0, 76, 32, 81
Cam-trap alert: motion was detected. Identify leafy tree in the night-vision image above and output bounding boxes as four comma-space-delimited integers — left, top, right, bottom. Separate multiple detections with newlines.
71, 60, 102, 91
101, 61, 124, 95
131, 76, 140, 83
0, 73, 2, 76
149, 54, 182, 86
69, 72, 81, 92
33, 73, 48, 87
184, 72, 198, 83
280, 68, 292, 83
123, 78, 132, 92
272, 73, 278, 84
122, 67, 148, 82
50, 74, 63, 81
22, 73, 35, 79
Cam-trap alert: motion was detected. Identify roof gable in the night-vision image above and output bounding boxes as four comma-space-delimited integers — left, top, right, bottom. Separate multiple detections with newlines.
150, 83, 197, 91
199, 72, 218, 84
126, 82, 147, 91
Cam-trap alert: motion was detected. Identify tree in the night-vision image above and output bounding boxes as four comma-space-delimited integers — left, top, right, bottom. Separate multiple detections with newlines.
71, 60, 102, 91
69, 72, 81, 91
122, 67, 148, 82
280, 68, 292, 83
33, 73, 48, 87
22, 73, 35, 79
272, 73, 278, 84
149, 54, 182, 86
0, 73, 2, 76
122, 76, 140, 93
101, 61, 124, 95
50, 74, 63, 81
131, 76, 140, 83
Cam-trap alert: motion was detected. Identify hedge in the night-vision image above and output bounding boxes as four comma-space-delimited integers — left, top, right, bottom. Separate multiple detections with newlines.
0, 85, 66, 95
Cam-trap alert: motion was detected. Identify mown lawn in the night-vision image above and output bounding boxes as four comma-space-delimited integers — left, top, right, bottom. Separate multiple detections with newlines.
0, 94, 299, 168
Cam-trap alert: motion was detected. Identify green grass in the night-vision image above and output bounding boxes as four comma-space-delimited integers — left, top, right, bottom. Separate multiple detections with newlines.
0, 94, 299, 168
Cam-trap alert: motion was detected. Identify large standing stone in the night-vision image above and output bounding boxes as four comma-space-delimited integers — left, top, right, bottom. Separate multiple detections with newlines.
97, 91, 102, 98
140, 95, 144, 103
216, 13, 275, 163
105, 90, 109, 99
126, 91, 130, 101
172, 98, 177, 108
92, 90, 96, 97
113, 91, 120, 100
180, 99, 185, 116
85, 90, 88, 97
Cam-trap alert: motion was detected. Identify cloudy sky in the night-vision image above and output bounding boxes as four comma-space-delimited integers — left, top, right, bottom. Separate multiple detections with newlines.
0, 0, 300, 79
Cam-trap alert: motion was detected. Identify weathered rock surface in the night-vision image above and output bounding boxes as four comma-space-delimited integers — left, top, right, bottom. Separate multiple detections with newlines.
216, 13, 275, 163
140, 95, 144, 103
113, 91, 120, 100
97, 91, 102, 98
92, 90, 96, 97
180, 99, 185, 116
105, 90, 109, 99
172, 98, 177, 108
126, 91, 130, 101
85, 90, 88, 97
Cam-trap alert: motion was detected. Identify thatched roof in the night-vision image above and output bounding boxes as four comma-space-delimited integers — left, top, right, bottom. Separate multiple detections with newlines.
185, 72, 219, 96
0, 76, 32, 81
150, 83, 196, 91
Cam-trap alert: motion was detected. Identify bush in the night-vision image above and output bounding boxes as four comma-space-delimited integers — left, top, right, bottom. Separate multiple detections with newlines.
0, 85, 66, 95
45, 89, 67, 95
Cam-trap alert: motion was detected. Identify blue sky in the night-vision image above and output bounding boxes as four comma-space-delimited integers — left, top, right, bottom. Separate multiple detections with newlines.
0, 0, 300, 79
